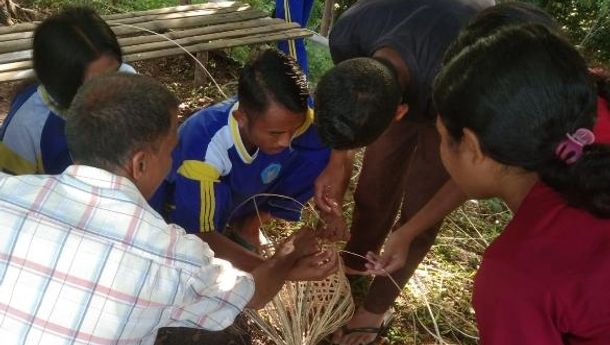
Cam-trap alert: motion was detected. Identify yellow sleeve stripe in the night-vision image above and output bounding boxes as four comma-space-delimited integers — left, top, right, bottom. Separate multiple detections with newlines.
0, 143, 37, 175
177, 160, 220, 233
200, 180, 215, 232
293, 108, 314, 139
177, 160, 221, 180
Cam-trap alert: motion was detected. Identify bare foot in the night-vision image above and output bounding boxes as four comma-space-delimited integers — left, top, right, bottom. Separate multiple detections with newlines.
331, 306, 390, 345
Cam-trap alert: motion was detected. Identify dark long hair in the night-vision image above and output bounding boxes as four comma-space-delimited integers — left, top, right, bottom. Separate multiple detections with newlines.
434, 24, 610, 217
33, 7, 122, 109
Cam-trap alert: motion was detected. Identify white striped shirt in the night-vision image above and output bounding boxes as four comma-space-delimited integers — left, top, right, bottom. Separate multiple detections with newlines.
0, 165, 254, 345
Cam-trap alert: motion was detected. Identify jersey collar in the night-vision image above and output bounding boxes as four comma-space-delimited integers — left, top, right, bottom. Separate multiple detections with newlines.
228, 101, 258, 164
38, 85, 68, 119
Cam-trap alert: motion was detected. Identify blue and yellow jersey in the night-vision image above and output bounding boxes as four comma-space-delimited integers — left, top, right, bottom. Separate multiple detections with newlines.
0, 63, 136, 175
0, 84, 70, 175
153, 97, 330, 233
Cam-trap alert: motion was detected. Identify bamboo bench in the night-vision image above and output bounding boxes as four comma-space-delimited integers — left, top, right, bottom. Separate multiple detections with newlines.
0, 1, 312, 82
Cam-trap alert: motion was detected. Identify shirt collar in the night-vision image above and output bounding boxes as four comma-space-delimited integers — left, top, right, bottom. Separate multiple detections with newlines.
38, 85, 68, 118
64, 165, 143, 202
228, 101, 258, 164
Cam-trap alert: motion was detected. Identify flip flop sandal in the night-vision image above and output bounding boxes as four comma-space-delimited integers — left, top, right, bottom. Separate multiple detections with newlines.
330, 308, 395, 345
341, 326, 383, 345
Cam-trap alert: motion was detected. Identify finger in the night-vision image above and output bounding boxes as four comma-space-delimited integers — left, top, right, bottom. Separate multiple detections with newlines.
320, 253, 339, 275
315, 248, 334, 261
365, 251, 382, 265
363, 264, 387, 276
323, 196, 341, 216
314, 184, 332, 212
300, 249, 332, 266
383, 260, 403, 274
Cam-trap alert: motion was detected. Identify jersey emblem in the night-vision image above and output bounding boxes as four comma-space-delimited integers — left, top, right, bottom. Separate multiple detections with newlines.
261, 163, 282, 184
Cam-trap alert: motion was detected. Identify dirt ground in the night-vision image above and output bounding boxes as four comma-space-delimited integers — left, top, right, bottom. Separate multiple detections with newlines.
0, 81, 17, 123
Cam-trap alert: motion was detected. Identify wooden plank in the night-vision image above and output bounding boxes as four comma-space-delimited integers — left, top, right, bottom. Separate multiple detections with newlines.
0, 60, 30, 73
0, 24, 307, 70
103, 1, 241, 20
0, 69, 34, 82
0, 9, 267, 53
0, 18, 288, 64
0, 6, 258, 43
0, 22, 38, 35
110, 8, 266, 36
0, 29, 311, 82
118, 17, 280, 46
0, 30, 31, 42
123, 29, 311, 62
121, 22, 300, 55
0, 50, 31, 65
0, 1, 243, 35
104, 5, 251, 26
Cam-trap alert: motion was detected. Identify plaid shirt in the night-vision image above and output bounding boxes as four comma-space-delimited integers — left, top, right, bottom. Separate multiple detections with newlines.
0, 165, 254, 345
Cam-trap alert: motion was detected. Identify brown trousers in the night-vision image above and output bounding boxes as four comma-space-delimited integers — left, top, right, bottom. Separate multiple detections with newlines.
344, 118, 449, 314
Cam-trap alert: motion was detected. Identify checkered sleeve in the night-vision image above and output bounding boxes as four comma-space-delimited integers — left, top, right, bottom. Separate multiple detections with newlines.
167, 231, 254, 330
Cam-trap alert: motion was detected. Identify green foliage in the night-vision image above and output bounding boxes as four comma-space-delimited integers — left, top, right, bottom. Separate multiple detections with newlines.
522, 0, 610, 66
242, 0, 274, 15
306, 40, 333, 87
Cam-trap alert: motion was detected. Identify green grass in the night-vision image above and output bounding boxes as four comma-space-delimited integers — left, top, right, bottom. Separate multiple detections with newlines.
386, 199, 509, 344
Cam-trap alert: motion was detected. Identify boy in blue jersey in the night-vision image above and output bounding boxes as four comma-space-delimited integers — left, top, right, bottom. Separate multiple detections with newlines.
152, 49, 331, 271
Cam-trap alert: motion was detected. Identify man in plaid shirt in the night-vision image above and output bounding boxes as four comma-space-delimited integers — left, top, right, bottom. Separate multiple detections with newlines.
0, 73, 336, 345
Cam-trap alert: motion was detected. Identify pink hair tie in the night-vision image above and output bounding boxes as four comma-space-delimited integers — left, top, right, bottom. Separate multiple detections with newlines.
555, 128, 596, 164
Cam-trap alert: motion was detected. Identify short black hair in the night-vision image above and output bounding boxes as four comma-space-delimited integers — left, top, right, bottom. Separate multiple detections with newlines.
314, 57, 402, 149
434, 24, 610, 217
33, 6, 123, 109
66, 73, 178, 171
237, 48, 308, 115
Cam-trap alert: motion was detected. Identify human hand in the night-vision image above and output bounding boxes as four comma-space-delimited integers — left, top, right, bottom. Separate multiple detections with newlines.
316, 201, 350, 242
363, 230, 413, 275
314, 150, 352, 213
277, 228, 320, 260
286, 247, 339, 281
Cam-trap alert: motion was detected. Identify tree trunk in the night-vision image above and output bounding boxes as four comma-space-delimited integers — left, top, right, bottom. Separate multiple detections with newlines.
179, 0, 192, 4
320, 0, 334, 37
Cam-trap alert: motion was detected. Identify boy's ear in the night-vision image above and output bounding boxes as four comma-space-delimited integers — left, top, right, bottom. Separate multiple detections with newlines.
394, 103, 409, 122
129, 150, 148, 181
463, 128, 485, 164
233, 108, 248, 128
